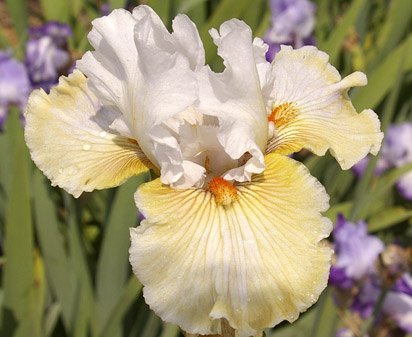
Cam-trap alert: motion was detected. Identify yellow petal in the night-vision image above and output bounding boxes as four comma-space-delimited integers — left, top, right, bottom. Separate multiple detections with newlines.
130, 153, 332, 337
266, 46, 383, 169
24, 70, 152, 197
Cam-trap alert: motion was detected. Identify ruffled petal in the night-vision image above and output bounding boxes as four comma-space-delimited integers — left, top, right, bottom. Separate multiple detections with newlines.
171, 14, 205, 70
76, 6, 198, 170
130, 153, 332, 337
265, 45, 383, 169
197, 19, 268, 182
24, 70, 152, 198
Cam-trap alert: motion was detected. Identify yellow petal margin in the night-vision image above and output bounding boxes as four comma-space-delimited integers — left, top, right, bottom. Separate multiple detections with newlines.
24, 70, 152, 197
130, 153, 332, 337
266, 46, 383, 169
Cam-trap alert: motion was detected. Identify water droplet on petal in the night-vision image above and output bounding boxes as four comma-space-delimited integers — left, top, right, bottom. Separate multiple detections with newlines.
83, 144, 92, 151
67, 166, 78, 176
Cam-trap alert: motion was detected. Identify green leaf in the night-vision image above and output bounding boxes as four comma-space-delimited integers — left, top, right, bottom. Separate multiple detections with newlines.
353, 163, 412, 220
175, 0, 207, 26
372, 0, 412, 67
268, 307, 317, 337
140, 312, 162, 337
323, 163, 354, 203
1, 113, 37, 337
319, 0, 368, 65
254, 11, 271, 39
350, 50, 406, 221
199, 0, 250, 63
44, 303, 61, 337
96, 175, 148, 336
66, 198, 98, 337
352, 33, 412, 111
160, 324, 180, 337
101, 277, 143, 337
241, 0, 266, 31
309, 289, 339, 337
5, 0, 28, 43
324, 202, 353, 222
109, 0, 127, 9
39, 0, 70, 23
33, 171, 77, 333
0, 113, 14, 210
147, 0, 172, 27
368, 207, 412, 232
0, 28, 10, 49
70, 0, 85, 17
176, 0, 207, 13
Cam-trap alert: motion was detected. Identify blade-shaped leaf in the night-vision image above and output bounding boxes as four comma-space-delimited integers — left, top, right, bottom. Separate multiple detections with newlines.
96, 175, 148, 336
33, 171, 77, 332
368, 207, 412, 232
319, 0, 368, 65
1, 113, 37, 337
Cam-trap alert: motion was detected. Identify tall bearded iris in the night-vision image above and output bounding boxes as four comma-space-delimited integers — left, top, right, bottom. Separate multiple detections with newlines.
24, 6, 383, 337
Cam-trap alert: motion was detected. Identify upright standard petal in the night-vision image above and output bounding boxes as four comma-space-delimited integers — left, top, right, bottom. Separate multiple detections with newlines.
77, 6, 201, 186
25, 70, 152, 197
265, 46, 383, 169
197, 19, 268, 182
130, 153, 332, 337
76, 7, 198, 150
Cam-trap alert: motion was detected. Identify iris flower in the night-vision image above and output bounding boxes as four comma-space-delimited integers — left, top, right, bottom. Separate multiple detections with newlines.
24, 6, 383, 337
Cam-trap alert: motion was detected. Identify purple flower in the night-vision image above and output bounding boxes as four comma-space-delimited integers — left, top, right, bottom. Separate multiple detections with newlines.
350, 273, 412, 333
381, 123, 412, 167
331, 215, 384, 285
396, 170, 412, 200
334, 328, 353, 337
264, 0, 316, 61
384, 123, 412, 199
335, 328, 364, 337
351, 156, 390, 178
0, 51, 31, 129
100, 3, 111, 16
353, 123, 412, 200
351, 277, 380, 318
329, 265, 353, 289
25, 22, 72, 91
383, 274, 412, 333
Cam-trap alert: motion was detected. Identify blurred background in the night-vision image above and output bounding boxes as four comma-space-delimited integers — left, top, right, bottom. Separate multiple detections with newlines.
0, 0, 411, 337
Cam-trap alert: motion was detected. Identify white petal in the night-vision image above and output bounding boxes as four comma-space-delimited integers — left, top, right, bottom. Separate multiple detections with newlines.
24, 70, 152, 197
130, 153, 332, 337
198, 19, 268, 182
265, 45, 383, 169
77, 6, 198, 171
172, 14, 205, 70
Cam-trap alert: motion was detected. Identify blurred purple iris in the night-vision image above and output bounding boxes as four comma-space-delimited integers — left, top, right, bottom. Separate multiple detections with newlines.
264, 0, 316, 61
353, 122, 412, 200
335, 328, 362, 337
0, 21, 71, 130
329, 215, 384, 289
26, 21, 72, 91
0, 51, 31, 130
352, 273, 412, 333
330, 215, 412, 334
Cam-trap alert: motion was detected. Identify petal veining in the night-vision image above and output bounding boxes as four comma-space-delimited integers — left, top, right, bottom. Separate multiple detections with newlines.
265, 45, 383, 169
24, 70, 151, 197
130, 153, 332, 337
